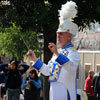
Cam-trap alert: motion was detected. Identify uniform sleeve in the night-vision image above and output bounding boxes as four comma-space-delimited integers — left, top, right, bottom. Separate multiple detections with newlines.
56, 51, 80, 72
32, 59, 52, 76
29, 79, 41, 88
0, 64, 9, 73
21, 78, 27, 89
84, 79, 91, 94
0, 64, 8, 70
20, 64, 29, 74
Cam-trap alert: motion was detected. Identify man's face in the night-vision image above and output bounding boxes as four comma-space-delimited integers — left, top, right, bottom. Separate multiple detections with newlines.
11, 61, 16, 70
29, 72, 35, 78
57, 32, 72, 47
91, 72, 94, 76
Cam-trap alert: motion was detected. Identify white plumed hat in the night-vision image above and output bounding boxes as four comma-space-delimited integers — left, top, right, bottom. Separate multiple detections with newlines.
57, 1, 78, 36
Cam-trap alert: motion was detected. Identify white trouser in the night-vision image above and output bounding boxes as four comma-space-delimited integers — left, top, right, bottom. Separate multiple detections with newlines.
50, 82, 67, 100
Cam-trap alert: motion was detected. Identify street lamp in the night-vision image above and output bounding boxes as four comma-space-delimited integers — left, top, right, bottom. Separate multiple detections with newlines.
37, 33, 44, 60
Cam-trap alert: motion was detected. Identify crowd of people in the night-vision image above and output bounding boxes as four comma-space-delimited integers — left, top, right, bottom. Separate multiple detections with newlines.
1, 60, 100, 100
0, 60, 43, 100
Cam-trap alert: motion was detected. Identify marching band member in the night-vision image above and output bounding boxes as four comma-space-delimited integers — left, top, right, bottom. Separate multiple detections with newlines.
27, 1, 80, 100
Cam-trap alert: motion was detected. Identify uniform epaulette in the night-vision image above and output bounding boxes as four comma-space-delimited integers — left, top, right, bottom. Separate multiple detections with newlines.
58, 48, 63, 52
70, 47, 76, 51
58, 48, 62, 50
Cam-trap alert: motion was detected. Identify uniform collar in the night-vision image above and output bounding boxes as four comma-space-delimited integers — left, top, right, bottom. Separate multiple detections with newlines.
62, 42, 73, 49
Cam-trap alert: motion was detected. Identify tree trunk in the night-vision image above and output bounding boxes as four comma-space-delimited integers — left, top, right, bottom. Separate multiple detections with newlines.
43, 26, 56, 100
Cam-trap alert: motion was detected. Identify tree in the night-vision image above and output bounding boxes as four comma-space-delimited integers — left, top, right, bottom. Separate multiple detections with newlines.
0, 23, 38, 60
0, 0, 100, 100
76, 0, 100, 26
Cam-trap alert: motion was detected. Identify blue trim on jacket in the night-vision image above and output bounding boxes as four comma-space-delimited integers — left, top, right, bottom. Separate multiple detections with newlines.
50, 61, 58, 76
62, 42, 73, 49
67, 90, 71, 100
32, 59, 43, 70
48, 67, 62, 82
56, 54, 69, 65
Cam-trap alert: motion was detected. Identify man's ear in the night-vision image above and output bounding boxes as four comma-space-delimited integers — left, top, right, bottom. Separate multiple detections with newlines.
68, 33, 72, 40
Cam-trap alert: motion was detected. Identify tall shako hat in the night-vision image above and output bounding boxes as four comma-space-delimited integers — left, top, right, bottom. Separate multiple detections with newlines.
57, 1, 78, 36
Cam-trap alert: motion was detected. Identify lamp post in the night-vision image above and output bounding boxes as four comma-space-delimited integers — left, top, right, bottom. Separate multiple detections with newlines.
37, 33, 44, 60
37, 33, 44, 100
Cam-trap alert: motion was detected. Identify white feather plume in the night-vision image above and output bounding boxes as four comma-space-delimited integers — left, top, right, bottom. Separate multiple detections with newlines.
58, 1, 77, 23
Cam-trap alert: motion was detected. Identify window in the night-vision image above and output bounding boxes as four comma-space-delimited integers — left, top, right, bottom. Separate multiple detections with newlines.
85, 63, 91, 79
96, 64, 100, 73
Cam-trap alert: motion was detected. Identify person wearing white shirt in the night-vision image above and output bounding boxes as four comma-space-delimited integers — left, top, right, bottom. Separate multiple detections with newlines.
27, 1, 80, 100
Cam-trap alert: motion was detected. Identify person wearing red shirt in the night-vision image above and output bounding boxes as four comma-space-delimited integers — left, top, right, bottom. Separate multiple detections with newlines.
84, 70, 95, 100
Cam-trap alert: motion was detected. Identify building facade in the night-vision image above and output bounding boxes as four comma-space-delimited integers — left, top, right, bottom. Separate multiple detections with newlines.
77, 51, 100, 89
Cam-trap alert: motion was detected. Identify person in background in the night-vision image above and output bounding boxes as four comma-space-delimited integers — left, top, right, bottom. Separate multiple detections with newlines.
0, 72, 6, 100
0, 72, 5, 83
84, 70, 95, 100
0, 60, 29, 100
92, 71, 100, 100
27, 1, 80, 100
21, 68, 41, 100
22, 61, 33, 82
38, 73, 44, 100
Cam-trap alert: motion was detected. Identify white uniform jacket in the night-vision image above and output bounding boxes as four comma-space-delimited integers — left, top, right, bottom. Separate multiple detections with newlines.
32, 42, 80, 100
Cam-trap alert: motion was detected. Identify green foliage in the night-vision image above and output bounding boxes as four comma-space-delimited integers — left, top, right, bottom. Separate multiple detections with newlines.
75, 0, 100, 26
0, 23, 39, 60
0, 0, 100, 28
0, 0, 100, 60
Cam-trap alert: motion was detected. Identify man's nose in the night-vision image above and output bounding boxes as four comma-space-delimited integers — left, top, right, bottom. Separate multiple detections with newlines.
57, 34, 60, 38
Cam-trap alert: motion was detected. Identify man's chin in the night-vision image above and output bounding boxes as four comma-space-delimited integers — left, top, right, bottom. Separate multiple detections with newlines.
57, 41, 61, 44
